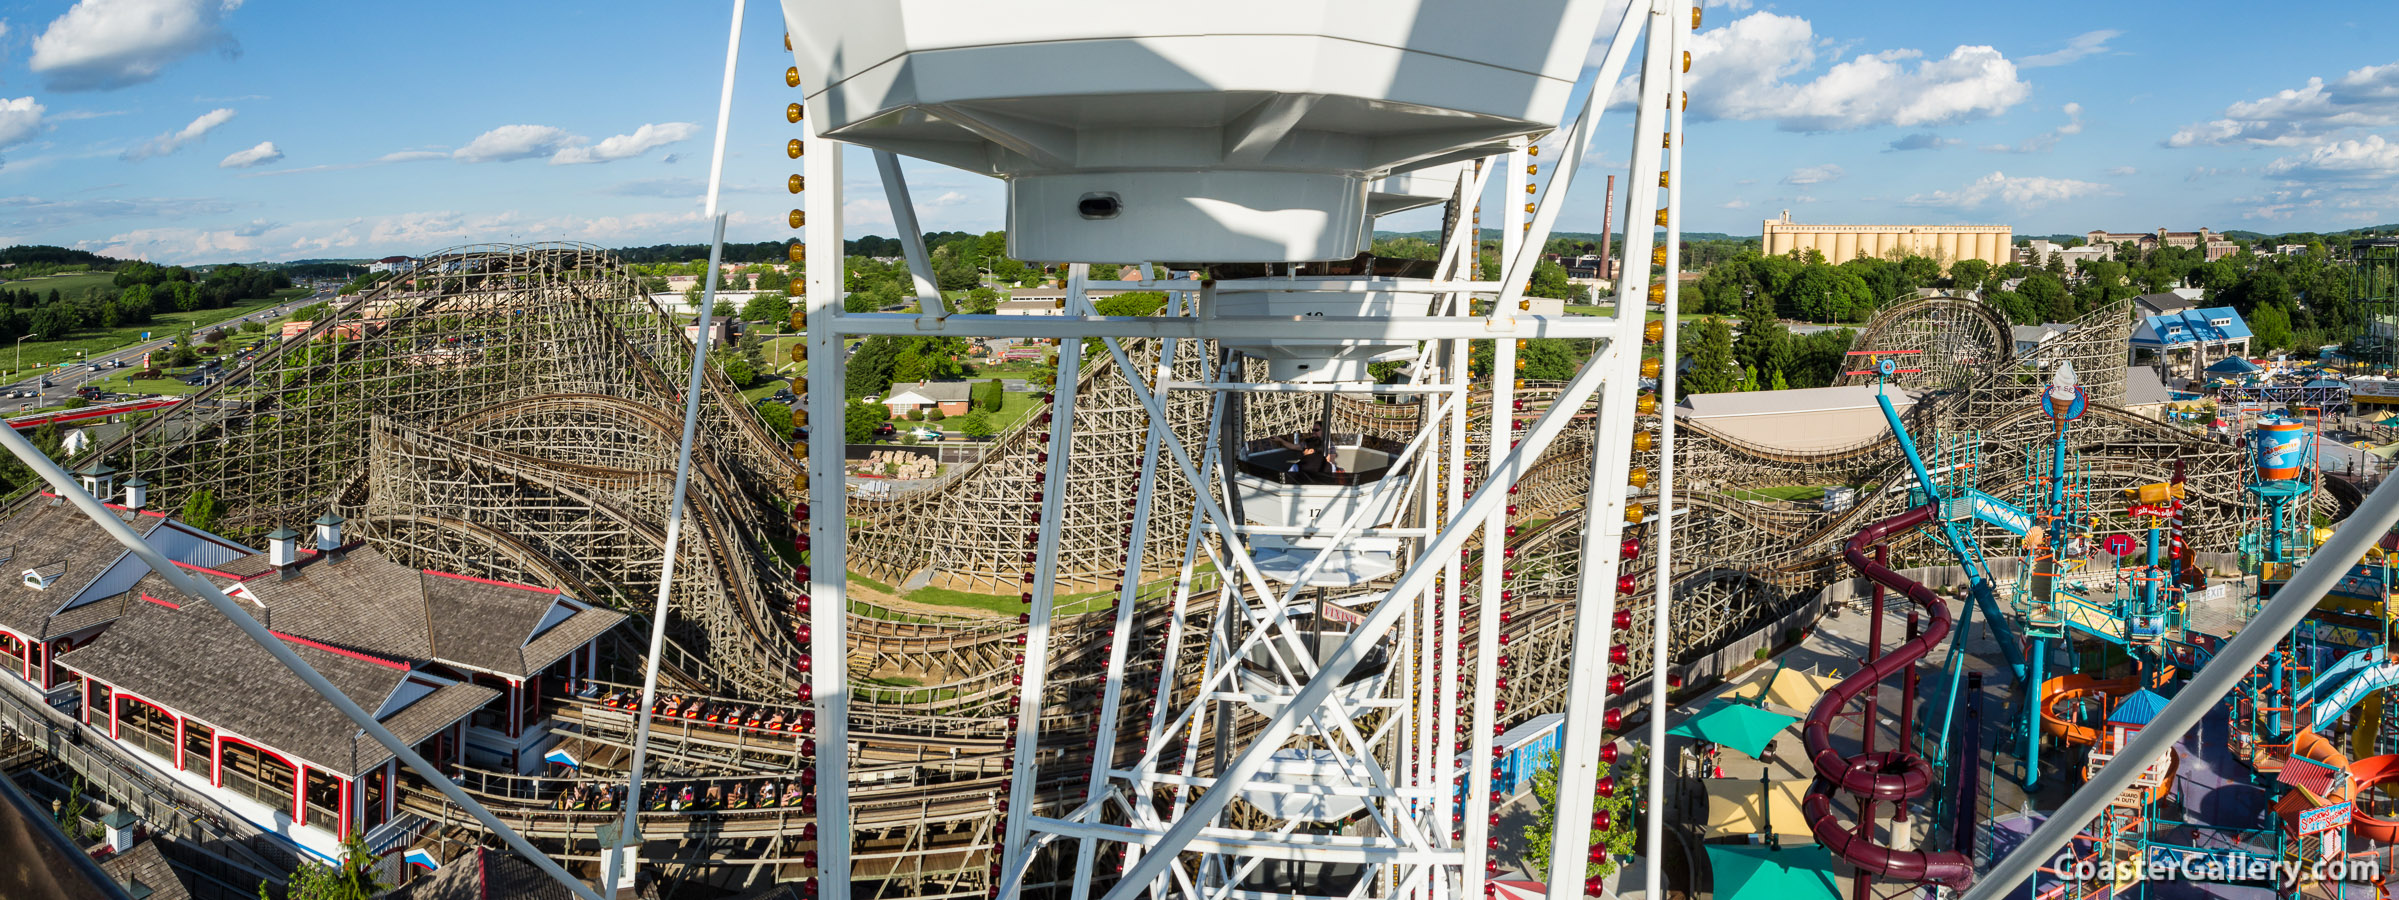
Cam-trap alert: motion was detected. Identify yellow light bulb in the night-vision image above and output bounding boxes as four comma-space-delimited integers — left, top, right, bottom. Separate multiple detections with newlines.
1654, 208, 1670, 226
785, 67, 802, 88
789, 210, 805, 229
1641, 358, 1663, 379
1526, 164, 1539, 175
789, 175, 805, 194
1644, 320, 1665, 343
1633, 432, 1654, 452
1682, 51, 1691, 73
787, 139, 804, 159
1635, 394, 1659, 416
788, 242, 804, 263
1691, 8, 1702, 28
1658, 172, 1671, 188
1524, 203, 1537, 214
1625, 505, 1646, 524
1652, 246, 1668, 266
1525, 184, 1537, 195
1627, 467, 1651, 488
787, 103, 804, 124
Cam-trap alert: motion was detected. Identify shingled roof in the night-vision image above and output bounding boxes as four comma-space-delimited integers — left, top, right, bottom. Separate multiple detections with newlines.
0, 500, 168, 641
55, 598, 497, 778
97, 839, 197, 900
128, 545, 623, 680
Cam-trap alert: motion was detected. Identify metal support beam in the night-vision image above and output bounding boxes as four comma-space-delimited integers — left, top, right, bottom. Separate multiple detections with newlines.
1539, 2, 1671, 898
873, 150, 947, 318
1002, 264, 1090, 894
830, 312, 1619, 341
804, 129, 855, 900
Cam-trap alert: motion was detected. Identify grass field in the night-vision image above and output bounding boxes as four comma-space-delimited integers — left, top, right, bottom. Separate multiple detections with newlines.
0, 272, 118, 301
1730, 484, 1832, 503
0, 288, 306, 380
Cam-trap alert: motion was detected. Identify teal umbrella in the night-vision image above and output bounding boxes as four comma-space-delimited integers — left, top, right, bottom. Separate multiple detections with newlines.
1706, 845, 1840, 900
1668, 698, 1798, 758
2377, 414, 2399, 427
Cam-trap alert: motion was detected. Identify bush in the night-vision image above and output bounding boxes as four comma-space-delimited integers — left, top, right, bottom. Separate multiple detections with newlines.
60, 397, 87, 409
1753, 647, 1770, 662
927, 409, 946, 422
974, 379, 1005, 412
907, 409, 926, 421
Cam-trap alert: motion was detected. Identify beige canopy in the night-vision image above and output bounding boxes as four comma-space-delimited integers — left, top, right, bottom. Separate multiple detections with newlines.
1725, 666, 1842, 714
1703, 778, 1817, 842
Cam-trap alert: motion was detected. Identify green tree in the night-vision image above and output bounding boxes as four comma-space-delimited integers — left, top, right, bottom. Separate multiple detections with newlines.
267, 834, 388, 900
1526, 259, 1579, 301
2251, 302, 2296, 353
742, 292, 792, 329
960, 411, 996, 439
975, 379, 1005, 412
1949, 258, 1992, 292
718, 353, 756, 388
181, 488, 225, 533
2018, 273, 2071, 323
753, 399, 795, 440
1679, 316, 1740, 397
1770, 369, 1790, 390
964, 286, 1001, 314
1522, 743, 1646, 885
845, 399, 891, 443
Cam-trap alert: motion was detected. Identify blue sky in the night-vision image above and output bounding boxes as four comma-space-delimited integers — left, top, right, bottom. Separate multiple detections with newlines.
0, 0, 2396, 264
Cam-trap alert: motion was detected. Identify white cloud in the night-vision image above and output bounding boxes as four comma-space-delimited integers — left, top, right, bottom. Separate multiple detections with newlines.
1624, 12, 2028, 132
2019, 30, 2120, 68
1887, 133, 1961, 152
217, 140, 279, 168
1719, 199, 1751, 209
2106, 166, 2138, 176
29, 0, 242, 92
0, 98, 47, 160
377, 149, 448, 163
549, 122, 699, 165
2167, 61, 2399, 147
453, 125, 574, 163
1902, 171, 2110, 210
1989, 102, 2084, 153
1782, 164, 1843, 185
120, 106, 233, 160
2266, 134, 2399, 181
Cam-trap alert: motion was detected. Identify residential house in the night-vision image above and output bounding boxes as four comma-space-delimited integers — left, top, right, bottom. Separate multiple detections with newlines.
882, 381, 976, 417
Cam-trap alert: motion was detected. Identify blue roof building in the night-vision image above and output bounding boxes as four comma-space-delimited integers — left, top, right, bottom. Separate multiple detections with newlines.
2130, 307, 2252, 380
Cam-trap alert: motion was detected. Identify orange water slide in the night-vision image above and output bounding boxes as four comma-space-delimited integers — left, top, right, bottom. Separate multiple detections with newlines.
2039, 674, 2138, 747
2351, 754, 2399, 843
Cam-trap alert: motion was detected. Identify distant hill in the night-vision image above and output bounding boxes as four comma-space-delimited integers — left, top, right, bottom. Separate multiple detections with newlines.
0, 245, 123, 269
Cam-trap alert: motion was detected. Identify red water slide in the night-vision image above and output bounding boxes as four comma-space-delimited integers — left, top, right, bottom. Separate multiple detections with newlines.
2351, 754, 2399, 843
1801, 505, 1975, 890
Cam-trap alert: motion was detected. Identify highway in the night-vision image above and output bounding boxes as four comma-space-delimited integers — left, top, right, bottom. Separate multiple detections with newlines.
0, 286, 335, 414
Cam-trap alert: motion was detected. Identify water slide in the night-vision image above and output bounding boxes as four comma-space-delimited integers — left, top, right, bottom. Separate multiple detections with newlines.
1802, 505, 1975, 890
2350, 754, 2399, 843
2038, 674, 2138, 747
2303, 646, 2381, 710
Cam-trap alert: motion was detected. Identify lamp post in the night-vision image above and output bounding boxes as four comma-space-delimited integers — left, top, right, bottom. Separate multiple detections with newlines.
15, 333, 39, 379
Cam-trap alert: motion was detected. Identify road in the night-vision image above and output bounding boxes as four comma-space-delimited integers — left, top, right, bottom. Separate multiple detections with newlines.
0, 287, 334, 413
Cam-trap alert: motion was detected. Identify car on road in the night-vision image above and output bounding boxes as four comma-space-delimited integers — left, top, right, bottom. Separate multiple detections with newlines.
873, 423, 897, 438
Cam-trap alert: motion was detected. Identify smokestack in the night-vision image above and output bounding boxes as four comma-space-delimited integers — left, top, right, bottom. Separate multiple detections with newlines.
1600, 175, 1617, 281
